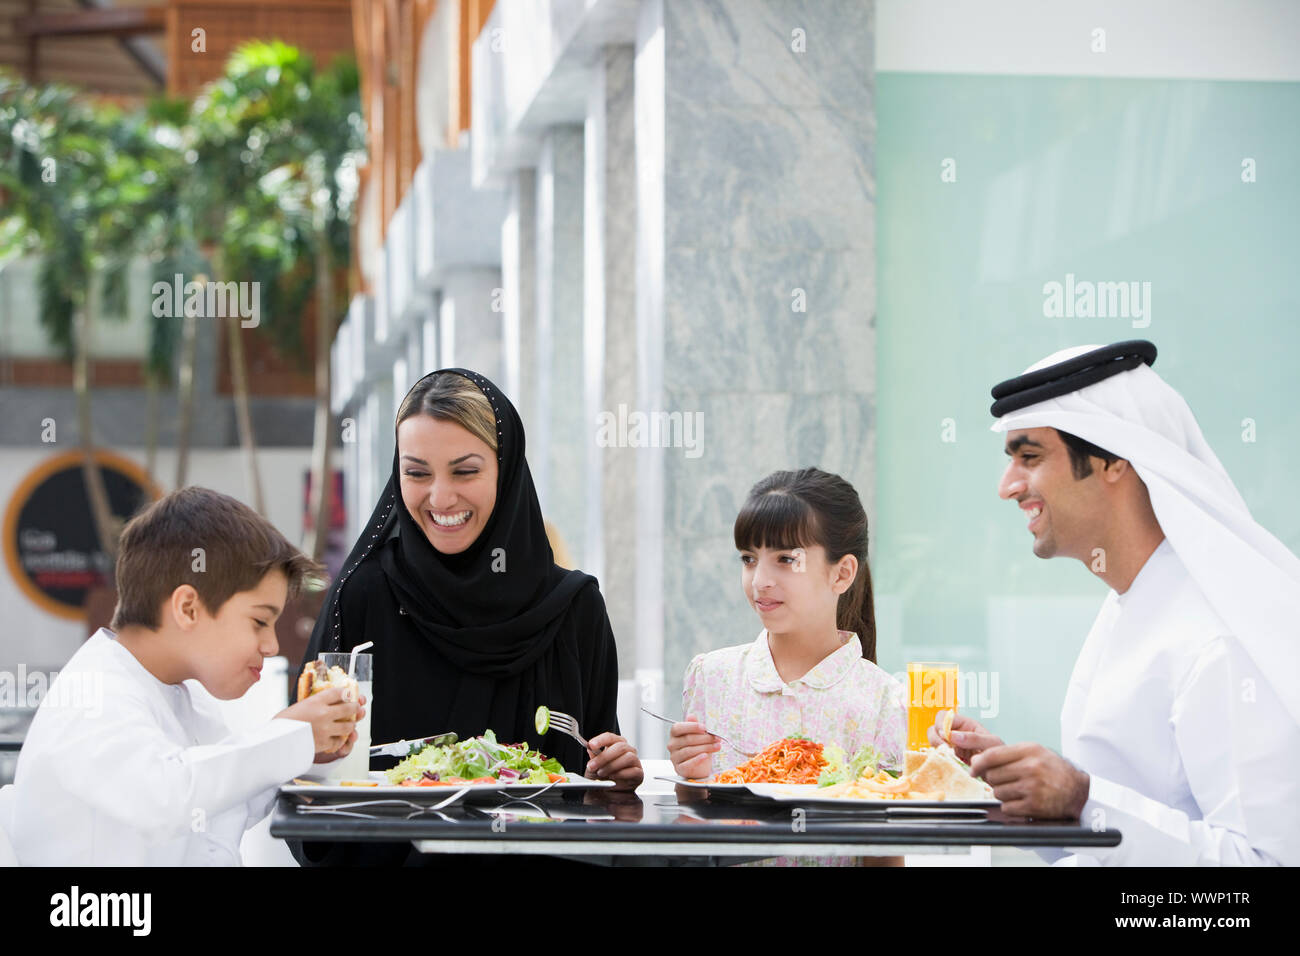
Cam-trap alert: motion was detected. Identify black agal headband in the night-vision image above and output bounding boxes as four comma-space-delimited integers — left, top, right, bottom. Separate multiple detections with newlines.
990, 340, 1158, 417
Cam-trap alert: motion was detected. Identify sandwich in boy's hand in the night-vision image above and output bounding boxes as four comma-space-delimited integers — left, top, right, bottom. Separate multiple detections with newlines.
297, 660, 359, 703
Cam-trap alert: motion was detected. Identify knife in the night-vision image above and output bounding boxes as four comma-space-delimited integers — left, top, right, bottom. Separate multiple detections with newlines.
369, 732, 457, 758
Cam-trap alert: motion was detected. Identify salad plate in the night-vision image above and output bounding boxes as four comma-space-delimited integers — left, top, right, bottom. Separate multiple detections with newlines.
281, 772, 614, 803
283, 730, 614, 804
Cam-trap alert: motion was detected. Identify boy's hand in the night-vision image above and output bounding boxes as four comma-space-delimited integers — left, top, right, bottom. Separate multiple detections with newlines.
277, 688, 363, 762
585, 732, 643, 791
667, 715, 720, 780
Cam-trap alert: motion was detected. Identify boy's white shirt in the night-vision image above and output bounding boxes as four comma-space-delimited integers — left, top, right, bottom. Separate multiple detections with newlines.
12, 628, 314, 866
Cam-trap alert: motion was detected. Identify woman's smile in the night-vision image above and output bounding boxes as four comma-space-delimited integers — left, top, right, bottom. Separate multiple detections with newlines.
427, 508, 473, 529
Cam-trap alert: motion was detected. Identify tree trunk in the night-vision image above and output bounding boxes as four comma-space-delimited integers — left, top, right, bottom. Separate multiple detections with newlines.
208, 245, 265, 516
74, 305, 120, 579
144, 372, 159, 489
304, 228, 335, 562
226, 309, 265, 515
174, 309, 197, 489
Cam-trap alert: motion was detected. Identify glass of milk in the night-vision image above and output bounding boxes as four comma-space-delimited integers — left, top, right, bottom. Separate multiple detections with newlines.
315, 652, 372, 782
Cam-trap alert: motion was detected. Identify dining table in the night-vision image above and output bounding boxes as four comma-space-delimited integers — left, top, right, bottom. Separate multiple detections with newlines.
269, 760, 1122, 866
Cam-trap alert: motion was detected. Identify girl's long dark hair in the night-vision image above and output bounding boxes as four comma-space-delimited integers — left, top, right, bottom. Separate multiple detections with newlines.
733, 468, 877, 662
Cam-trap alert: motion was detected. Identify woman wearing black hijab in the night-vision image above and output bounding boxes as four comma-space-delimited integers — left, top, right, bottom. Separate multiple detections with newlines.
292, 369, 640, 866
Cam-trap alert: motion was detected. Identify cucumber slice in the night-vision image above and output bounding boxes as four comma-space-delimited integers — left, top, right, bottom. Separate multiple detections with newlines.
535, 705, 550, 735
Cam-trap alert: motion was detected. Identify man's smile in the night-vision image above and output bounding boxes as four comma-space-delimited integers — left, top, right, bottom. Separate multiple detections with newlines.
1019, 498, 1044, 530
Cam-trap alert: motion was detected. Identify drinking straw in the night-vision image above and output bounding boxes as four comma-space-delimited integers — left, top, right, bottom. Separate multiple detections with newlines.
348, 641, 374, 679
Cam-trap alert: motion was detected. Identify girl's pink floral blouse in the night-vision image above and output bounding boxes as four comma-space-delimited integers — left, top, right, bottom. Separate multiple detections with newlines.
682, 630, 907, 776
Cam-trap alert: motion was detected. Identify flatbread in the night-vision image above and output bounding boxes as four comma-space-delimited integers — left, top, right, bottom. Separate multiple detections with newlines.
906, 746, 995, 801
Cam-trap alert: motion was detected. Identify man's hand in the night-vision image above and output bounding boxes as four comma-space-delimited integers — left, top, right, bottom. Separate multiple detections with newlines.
928, 710, 1005, 763
971, 742, 1090, 819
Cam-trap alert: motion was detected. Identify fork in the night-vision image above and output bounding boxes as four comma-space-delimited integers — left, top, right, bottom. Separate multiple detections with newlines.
639, 707, 756, 757
294, 788, 471, 814
545, 708, 589, 751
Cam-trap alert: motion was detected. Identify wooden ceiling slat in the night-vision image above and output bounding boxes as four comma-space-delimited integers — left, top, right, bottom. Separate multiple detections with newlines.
12, 7, 166, 39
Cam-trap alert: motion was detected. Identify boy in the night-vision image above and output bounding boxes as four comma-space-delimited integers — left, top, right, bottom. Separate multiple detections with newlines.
11, 487, 363, 866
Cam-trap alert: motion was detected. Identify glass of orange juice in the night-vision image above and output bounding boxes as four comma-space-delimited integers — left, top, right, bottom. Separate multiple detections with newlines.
907, 661, 958, 751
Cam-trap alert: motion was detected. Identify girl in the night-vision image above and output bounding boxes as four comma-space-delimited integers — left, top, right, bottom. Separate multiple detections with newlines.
668, 467, 906, 785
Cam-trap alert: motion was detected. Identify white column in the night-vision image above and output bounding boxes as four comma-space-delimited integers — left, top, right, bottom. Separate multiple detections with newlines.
634, 0, 667, 750
502, 169, 537, 426
421, 308, 439, 376
344, 404, 363, 547
438, 268, 503, 385
533, 127, 586, 564
585, 45, 638, 673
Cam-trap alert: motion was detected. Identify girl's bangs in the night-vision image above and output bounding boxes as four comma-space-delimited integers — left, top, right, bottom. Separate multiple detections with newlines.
733, 490, 818, 553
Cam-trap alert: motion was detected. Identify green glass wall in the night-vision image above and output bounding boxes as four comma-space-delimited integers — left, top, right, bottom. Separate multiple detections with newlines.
875, 74, 1300, 748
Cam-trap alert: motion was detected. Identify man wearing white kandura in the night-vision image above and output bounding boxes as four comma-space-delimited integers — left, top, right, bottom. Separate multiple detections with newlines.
933, 340, 1300, 866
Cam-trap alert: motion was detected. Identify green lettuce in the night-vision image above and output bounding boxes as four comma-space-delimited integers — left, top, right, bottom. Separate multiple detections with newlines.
385, 729, 566, 785
817, 742, 897, 787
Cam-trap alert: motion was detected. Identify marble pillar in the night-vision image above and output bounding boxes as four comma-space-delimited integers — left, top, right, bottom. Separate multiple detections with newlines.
636, 0, 877, 740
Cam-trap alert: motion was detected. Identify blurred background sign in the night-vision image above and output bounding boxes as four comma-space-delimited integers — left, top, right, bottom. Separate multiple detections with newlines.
3, 450, 157, 621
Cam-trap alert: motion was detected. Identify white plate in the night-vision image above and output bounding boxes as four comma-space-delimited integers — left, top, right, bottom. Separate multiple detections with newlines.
282, 770, 615, 801
654, 776, 997, 809
750, 782, 1000, 809
655, 774, 756, 793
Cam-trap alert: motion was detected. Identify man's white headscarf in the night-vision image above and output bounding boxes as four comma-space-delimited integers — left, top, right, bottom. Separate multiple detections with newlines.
991, 343, 1300, 726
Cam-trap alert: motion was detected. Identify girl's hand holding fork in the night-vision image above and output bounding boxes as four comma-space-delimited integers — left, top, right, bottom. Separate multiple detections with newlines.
667, 715, 721, 780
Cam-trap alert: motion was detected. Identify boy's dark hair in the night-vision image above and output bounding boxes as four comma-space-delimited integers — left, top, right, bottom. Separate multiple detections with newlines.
110, 487, 324, 630
733, 468, 877, 663
1056, 429, 1122, 480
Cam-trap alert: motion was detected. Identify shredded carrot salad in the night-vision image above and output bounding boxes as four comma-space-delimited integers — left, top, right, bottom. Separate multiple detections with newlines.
713, 737, 827, 784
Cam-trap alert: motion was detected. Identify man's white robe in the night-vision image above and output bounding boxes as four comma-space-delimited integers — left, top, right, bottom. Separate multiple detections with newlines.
1048, 541, 1300, 866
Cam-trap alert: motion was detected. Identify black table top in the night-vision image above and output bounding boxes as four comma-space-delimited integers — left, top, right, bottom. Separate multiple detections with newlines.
269, 783, 1121, 859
